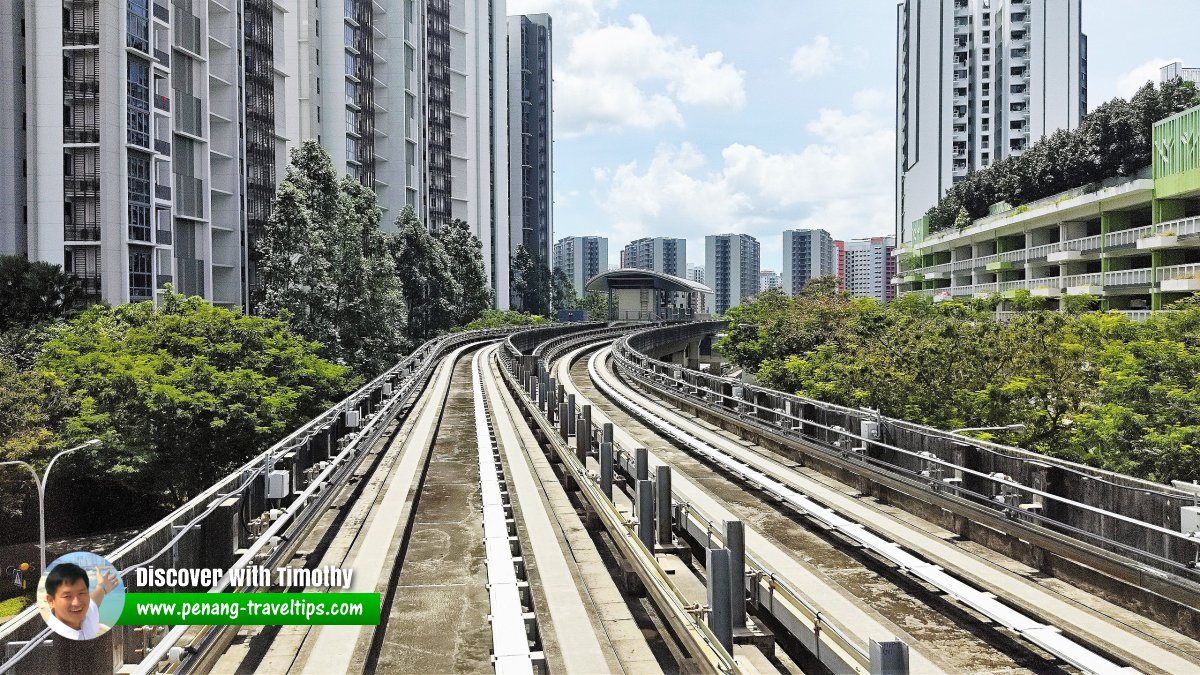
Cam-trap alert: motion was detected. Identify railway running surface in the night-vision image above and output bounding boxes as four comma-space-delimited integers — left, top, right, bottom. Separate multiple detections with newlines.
4, 322, 1200, 675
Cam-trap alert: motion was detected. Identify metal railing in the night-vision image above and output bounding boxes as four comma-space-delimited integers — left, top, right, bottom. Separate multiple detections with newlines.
1104, 225, 1154, 249
1062, 234, 1101, 252
1104, 268, 1152, 287
0, 327, 523, 674
612, 323, 1200, 584
1062, 273, 1101, 288
1159, 262, 1200, 281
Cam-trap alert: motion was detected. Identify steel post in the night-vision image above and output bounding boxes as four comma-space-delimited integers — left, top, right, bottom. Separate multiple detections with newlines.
725, 520, 746, 628
637, 480, 655, 550
579, 405, 592, 463
559, 403, 570, 441
635, 447, 649, 482
656, 467, 673, 545
600, 442, 614, 500
706, 547, 734, 653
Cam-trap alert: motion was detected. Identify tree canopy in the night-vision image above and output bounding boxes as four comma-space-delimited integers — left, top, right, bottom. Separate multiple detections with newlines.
925, 78, 1200, 234
37, 292, 351, 503
0, 255, 90, 332
720, 292, 1200, 484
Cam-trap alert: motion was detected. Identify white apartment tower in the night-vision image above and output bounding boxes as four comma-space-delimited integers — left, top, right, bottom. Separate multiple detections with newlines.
705, 233, 760, 315
508, 14, 553, 277
842, 236, 897, 303
0, 0, 292, 308
288, 0, 510, 307
620, 237, 686, 277
896, 0, 1087, 245
782, 228, 835, 295
552, 236, 606, 298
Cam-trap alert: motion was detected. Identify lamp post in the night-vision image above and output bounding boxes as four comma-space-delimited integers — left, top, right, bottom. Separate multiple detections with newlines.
951, 424, 1027, 434
0, 439, 101, 571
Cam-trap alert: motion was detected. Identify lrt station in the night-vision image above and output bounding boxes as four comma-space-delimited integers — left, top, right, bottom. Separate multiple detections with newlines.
896, 104, 1200, 317
584, 268, 713, 322
4, 323, 1200, 671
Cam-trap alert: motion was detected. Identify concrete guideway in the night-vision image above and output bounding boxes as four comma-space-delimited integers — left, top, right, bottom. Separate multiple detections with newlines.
596, 346, 1200, 675
550, 341, 949, 675
477, 344, 659, 673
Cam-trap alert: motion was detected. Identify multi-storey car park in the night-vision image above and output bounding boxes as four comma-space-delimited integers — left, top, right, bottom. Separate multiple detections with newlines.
894, 102, 1200, 316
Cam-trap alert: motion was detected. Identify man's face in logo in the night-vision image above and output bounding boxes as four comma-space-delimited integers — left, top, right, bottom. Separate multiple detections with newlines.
47, 578, 89, 629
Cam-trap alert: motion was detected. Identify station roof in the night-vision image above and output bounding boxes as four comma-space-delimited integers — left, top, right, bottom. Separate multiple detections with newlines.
584, 268, 713, 294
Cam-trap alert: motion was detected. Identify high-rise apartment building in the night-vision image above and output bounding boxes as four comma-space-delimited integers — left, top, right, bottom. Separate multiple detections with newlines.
687, 264, 705, 284
620, 237, 686, 278
552, 236, 606, 298
896, 0, 1087, 245
0, 0, 291, 307
842, 236, 897, 303
508, 14, 553, 278
1162, 61, 1200, 87
427, 0, 510, 307
782, 229, 835, 295
705, 234, 760, 314
759, 270, 781, 293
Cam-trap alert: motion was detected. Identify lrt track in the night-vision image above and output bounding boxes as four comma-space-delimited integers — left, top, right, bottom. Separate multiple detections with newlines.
557, 337, 1200, 675
210, 340, 666, 675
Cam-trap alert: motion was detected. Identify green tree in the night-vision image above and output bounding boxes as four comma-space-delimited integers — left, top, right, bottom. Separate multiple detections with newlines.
392, 206, 458, 343
511, 245, 551, 315
0, 256, 90, 332
464, 309, 548, 330
551, 267, 575, 314
0, 358, 74, 466
38, 293, 351, 504
435, 219, 493, 326
256, 142, 405, 374
580, 291, 611, 320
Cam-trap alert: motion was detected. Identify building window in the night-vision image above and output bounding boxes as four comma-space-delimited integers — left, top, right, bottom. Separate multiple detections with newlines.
128, 152, 152, 241
127, 0, 149, 52
127, 59, 151, 147
129, 249, 153, 298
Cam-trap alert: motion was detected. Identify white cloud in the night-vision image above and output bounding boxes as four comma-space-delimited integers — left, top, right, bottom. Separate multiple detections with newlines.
790, 35, 840, 80
508, 3, 745, 138
1115, 57, 1180, 99
595, 89, 895, 265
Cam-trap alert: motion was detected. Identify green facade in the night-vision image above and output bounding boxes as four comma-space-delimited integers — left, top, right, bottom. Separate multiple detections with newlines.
1153, 104, 1200, 199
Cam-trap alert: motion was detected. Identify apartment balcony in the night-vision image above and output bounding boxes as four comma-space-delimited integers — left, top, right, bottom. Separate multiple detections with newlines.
1104, 224, 1154, 250
155, 138, 171, 156
924, 262, 952, 280
997, 279, 1027, 297
974, 253, 998, 269
174, 95, 204, 136
951, 259, 974, 273
1026, 242, 1058, 261
64, 77, 100, 95
175, 14, 203, 55
156, 227, 173, 245
1029, 278, 1062, 297
1103, 268, 1152, 288
951, 284, 976, 297
153, 1, 169, 22
174, 176, 204, 218
1158, 263, 1200, 292
155, 183, 172, 201
1151, 214, 1200, 239
973, 282, 998, 296
1048, 234, 1102, 261
156, 274, 173, 288
63, 225, 101, 242
70, 272, 102, 294
154, 94, 171, 112
1063, 273, 1103, 295
64, 126, 100, 144
63, 25, 99, 47
1117, 310, 1154, 322
64, 174, 100, 192
154, 48, 171, 67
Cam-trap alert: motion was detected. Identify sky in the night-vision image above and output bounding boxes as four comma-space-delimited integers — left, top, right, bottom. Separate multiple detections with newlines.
505, 0, 1200, 271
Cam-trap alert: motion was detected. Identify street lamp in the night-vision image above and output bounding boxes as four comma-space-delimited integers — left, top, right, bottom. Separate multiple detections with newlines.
0, 439, 101, 571
951, 424, 1027, 434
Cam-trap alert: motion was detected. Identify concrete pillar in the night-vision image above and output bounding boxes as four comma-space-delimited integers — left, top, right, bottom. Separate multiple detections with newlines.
600, 442, 614, 500
656, 467, 673, 545
636, 480, 655, 550
635, 447, 649, 482
546, 385, 557, 423
725, 520, 746, 628
567, 394, 577, 436
580, 405, 592, 462
558, 403, 569, 441
706, 548, 734, 653
602, 422, 613, 447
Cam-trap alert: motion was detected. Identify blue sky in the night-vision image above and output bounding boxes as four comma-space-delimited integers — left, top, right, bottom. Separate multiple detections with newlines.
507, 0, 1200, 270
